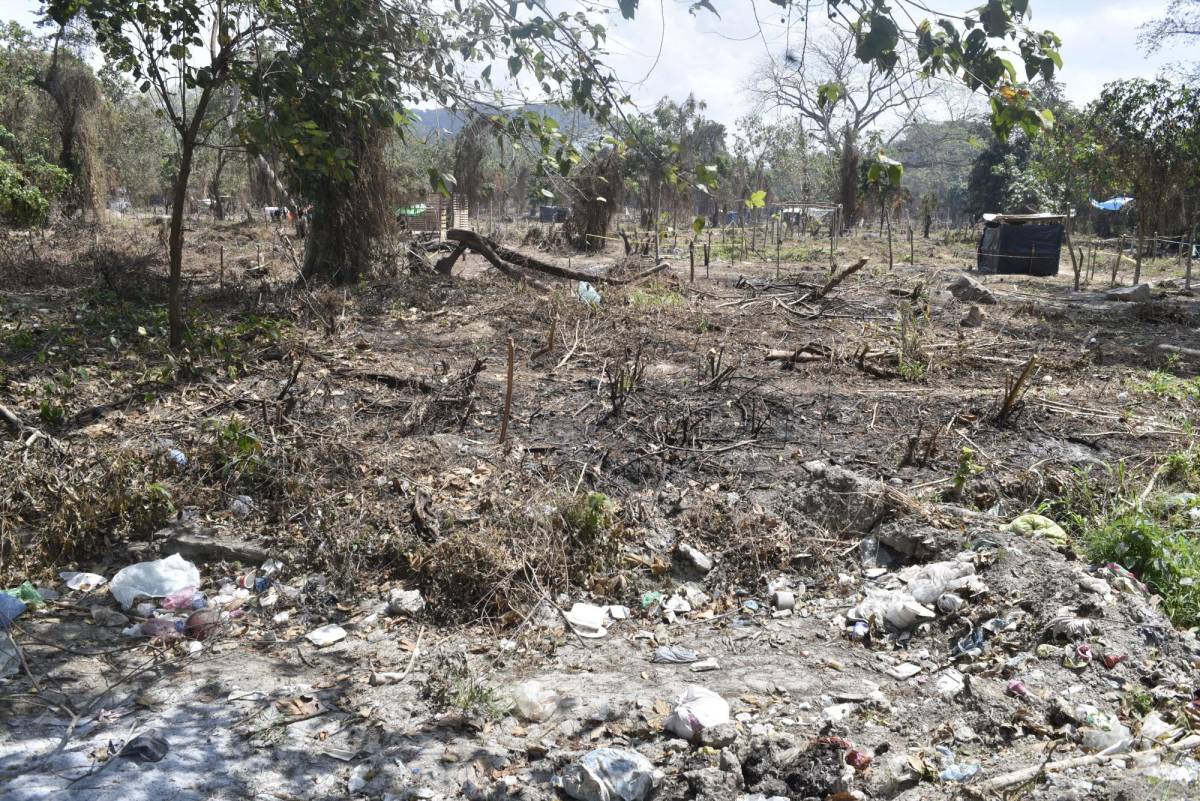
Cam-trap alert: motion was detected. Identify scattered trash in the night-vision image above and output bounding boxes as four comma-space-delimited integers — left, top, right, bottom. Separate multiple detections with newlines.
846, 750, 873, 770
640, 591, 663, 608
1001, 513, 1068, 546
886, 663, 922, 680
771, 591, 796, 611
675, 542, 713, 574
0, 594, 26, 630
575, 281, 602, 306
561, 748, 661, 801
160, 587, 202, 610
165, 448, 188, 469
664, 685, 730, 740
119, 732, 169, 763
4, 581, 44, 606
565, 602, 626, 638
513, 680, 560, 722
1076, 705, 1132, 753
59, 571, 107, 592
1046, 615, 1097, 641
109, 554, 201, 609
229, 495, 253, 518
348, 762, 372, 793
137, 618, 181, 642
652, 645, 699, 664
1102, 653, 1128, 670
0, 634, 18, 677
689, 658, 720, 672
936, 593, 965, 614
849, 589, 935, 630
305, 624, 347, 647
1006, 679, 1028, 698
1064, 642, 1094, 669
182, 609, 220, 642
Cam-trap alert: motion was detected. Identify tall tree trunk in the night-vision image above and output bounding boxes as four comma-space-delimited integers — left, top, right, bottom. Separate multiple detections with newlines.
168, 141, 196, 350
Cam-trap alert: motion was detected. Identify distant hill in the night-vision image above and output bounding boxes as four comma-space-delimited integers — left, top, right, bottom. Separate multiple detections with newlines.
410, 104, 597, 138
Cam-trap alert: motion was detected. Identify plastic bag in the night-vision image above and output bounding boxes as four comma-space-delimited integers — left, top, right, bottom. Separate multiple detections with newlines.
513, 680, 559, 722
0, 594, 26, 630
561, 748, 661, 801
1001, 513, 1068, 545
664, 685, 730, 740
110, 554, 201, 609
60, 571, 107, 592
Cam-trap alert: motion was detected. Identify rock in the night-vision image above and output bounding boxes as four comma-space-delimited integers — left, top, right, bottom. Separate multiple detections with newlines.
719, 748, 742, 775
1106, 283, 1151, 302
699, 722, 739, 749
947, 275, 997, 304
961, 305, 985, 327
675, 542, 713, 574
160, 519, 269, 565
684, 766, 741, 799
791, 461, 889, 532
387, 588, 425, 616
305, 624, 347, 647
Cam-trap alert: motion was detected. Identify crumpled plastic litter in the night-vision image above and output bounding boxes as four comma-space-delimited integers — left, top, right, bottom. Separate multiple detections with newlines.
0, 634, 18, 677
109, 554, 201, 609
1001, 513, 1068, 545
848, 589, 935, 630
575, 281, 602, 306
160, 587, 201, 610
59, 571, 107, 592
1076, 705, 1132, 753
305, 624, 347, 647
652, 645, 699, 664
119, 732, 169, 763
564, 603, 626, 638
138, 617, 181, 641
1045, 615, 1097, 641
935, 745, 981, 782
560, 747, 662, 801
0, 594, 26, 630
664, 685, 730, 740
904, 559, 985, 606
513, 680, 560, 722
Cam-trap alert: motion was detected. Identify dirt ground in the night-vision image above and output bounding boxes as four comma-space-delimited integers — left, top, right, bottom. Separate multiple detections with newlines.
1, 218, 1199, 800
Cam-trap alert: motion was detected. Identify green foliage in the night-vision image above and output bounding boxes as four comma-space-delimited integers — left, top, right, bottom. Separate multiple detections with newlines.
0, 135, 68, 227
1086, 515, 1200, 626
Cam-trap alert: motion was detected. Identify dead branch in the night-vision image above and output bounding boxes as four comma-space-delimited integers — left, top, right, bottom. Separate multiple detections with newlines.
334, 369, 436, 393
765, 344, 832, 366
500, 336, 515, 444
814, 257, 868, 299
447, 228, 669, 286
0, 404, 25, 437
995, 354, 1038, 423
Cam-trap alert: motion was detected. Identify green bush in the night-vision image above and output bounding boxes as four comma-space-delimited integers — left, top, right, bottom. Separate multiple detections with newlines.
1086, 515, 1200, 627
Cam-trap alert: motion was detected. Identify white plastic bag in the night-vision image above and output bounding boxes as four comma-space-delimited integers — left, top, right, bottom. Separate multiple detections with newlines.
59, 571, 108, 592
109, 553, 201, 609
561, 748, 661, 801
513, 680, 560, 722
664, 685, 729, 740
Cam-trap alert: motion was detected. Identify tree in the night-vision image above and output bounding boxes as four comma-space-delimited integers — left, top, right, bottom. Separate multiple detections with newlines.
1089, 79, 1200, 282
0, 127, 70, 227
50, 0, 265, 350
1139, 0, 1200, 80
752, 27, 935, 152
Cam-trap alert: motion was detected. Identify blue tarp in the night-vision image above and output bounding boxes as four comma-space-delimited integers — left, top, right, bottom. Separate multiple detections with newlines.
1090, 196, 1134, 212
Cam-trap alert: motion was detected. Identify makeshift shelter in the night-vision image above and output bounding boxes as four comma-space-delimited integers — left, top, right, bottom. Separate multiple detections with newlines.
1090, 196, 1134, 212
976, 212, 1066, 276
396, 194, 469, 235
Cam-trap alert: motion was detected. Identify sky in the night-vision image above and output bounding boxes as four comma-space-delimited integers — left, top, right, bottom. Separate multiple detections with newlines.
603, 0, 1194, 128
1, 0, 1193, 131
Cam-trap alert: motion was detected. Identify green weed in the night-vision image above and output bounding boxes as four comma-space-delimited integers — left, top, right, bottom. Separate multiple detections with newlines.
1085, 514, 1200, 627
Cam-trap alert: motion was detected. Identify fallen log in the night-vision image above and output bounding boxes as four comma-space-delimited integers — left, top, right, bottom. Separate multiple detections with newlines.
1157, 343, 1200, 359
447, 228, 670, 286
766, 345, 832, 365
